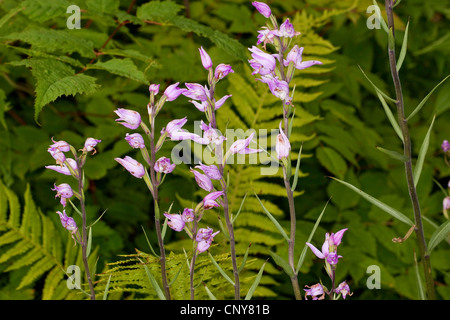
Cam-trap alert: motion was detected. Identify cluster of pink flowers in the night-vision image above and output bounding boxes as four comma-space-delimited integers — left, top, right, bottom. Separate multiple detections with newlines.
46, 136, 101, 243
250, 1, 322, 105
305, 228, 353, 300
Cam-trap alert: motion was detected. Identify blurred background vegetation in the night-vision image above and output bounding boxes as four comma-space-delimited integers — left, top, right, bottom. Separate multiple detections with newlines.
0, 0, 449, 300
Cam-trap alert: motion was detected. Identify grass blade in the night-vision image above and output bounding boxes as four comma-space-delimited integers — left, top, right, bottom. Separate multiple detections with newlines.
203, 282, 217, 300
238, 243, 251, 273
330, 177, 414, 226
269, 250, 294, 278
141, 225, 159, 257
413, 115, 436, 187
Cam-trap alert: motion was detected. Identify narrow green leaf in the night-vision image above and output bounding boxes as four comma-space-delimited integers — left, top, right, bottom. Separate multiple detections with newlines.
138, 258, 166, 300
413, 115, 436, 187
375, 91, 404, 143
86, 227, 92, 258
269, 251, 294, 278
203, 283, 217, 300
238, 243, 251, 273
413, 252, 426, 300
330, 177, 414, 226
376, 146, 407, 162
232, 192, 247, 224
396, 19, 409, 71
245, 259, 268, 300
253, 191, 289, 242
388, 27, 395, 51
427, 220, 450, 254
372, 0, 389, 33
88, 208, 108, 229
169, 261, 184, 286
407, 75, 450, 121
291, 144, 303, 192
141, 225, 159, 257
296, 199, 330, 273
358, 65, 397, 103
208, 252, 234, 286
102, 274, 112, 300
393, 0, 403, 8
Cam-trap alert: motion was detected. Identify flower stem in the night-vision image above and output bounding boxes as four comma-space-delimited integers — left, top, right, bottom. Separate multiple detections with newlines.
149, 115, 171, 300
384, 0, 436, 300
76, 159, 95, 300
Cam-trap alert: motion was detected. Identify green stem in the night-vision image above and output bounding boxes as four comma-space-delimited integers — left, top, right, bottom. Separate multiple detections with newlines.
384, 0, 436, 300
76, 157, 95, 300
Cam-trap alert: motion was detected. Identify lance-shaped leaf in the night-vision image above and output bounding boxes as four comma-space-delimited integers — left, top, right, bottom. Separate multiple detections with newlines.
203, 282, 217, 300
269, 251, 294, 278
86, 227, 93, 258
376, 146, 407, 162
407, 75, 450, 121
232, 192, 247, 224
359, 65, 397, 103
238, 243, 251, 273
396, 19, 410, 71
245, 259, 268, 300
413, 115, 436, 187
291, 144, 303, 192
138, 258, 166, 300
208, 252, 234, 286
253, 191, 289, 242
376, 90, 404, 143
296, 199, 330, 273
102, 274, 112, 300
413, 252, 426, 300
330, 177, 414, 226
427, 220, 450, 254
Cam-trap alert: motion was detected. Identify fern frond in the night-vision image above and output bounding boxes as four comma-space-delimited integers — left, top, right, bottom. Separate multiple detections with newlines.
0, 179, 90, 299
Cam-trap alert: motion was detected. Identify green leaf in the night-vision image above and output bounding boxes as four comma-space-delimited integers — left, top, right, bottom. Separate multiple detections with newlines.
375, 91, 404, 143
291, 144, 303, 192
138, 258, 166, 300
269, 251, 294, 278
407, 75, 450, 121
137, 1, 247, 61
316, 146, 347, 179
86, 227, 93, 258
21, 0, 71, 23
208, 252, 234, 286
330, 177, 414, 226
358, 65, 397, 103
102, 274, 112, 300
413, 252, 426, 300
376, 146, 407, 162
203, 283, 217, 300
396, 19, 409, 71
10, 58, 99, 122
5, 28, 96, 58
427, 220, 450, 254
413, 115, 435, 187
231, 192, 247, 224
244, 259, 268, 300
87, 58, 149, 84
238, 243, 251, 273
253, 192, 289, 242
296, 199, 330, 273
86, 0, 120, 14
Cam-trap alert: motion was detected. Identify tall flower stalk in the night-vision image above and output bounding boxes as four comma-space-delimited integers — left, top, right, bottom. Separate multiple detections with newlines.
114, 83, 186, 300
249, 1, 322, 300
46, 137, 101, 300
180, 47, 261, 300
384, 0, 436, 299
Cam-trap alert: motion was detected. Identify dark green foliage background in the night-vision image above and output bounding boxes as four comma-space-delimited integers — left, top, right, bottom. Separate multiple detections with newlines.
0, 0, 449, 299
